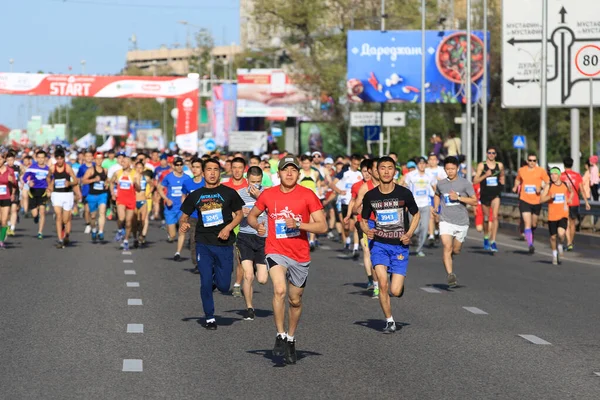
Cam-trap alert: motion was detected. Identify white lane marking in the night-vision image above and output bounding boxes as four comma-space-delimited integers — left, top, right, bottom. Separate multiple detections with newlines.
122, 359, 143, 372
122, 251, 132, 255
320, 245, 332, 250
128, 299, 143, 306
123, 259, 134, 263
126, 282, 140, 287
463, 306, 488, 315
594, 372, 600, 377
465, 235, 599, 266
421, 287, 442, 293
518, 334, 552, 345
124, 270, 136, 275
127, 324, 144, 333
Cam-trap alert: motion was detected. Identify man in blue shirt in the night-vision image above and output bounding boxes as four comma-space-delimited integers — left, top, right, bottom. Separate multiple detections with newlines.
77, 149, 94, 233
158, 157, 191, 260
181, 157, 205, 267
22, 150, 50, 239
152, 154, 171, 221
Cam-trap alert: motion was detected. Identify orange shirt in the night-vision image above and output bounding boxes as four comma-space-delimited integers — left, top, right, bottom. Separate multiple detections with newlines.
517, 166, 549, 205
547, 182, 570, 221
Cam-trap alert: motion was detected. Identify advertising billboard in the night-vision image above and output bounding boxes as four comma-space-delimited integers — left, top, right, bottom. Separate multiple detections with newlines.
95, 116, 128, 136
236, 69, 311, 118
347, 30, 490, 104
135, 128, 163, 149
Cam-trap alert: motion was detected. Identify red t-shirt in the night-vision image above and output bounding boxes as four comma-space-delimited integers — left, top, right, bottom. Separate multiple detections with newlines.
255, 185, 324, 263
351, 180, 366, 221
561, 170, 582, 206
222, 178, 248, 191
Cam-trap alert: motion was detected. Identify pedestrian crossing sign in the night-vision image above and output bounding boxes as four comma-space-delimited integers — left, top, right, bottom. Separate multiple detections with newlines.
513, 135, 526, 149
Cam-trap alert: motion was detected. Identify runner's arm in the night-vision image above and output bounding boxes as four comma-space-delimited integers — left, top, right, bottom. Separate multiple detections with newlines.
458, 193, 478, 207
157, 181, 169, 202
540, 185, 552, 203
433, 191, 441, 214
81, 168, 96, 185
579, 184, 591, 210
499, 162, 506, 185
344, 198, 355, 222
47, 166, 54, 194
512, 173, 522, 193
353, 183, 368, 215
472, 163, 486, 184
301, 209, 328, 234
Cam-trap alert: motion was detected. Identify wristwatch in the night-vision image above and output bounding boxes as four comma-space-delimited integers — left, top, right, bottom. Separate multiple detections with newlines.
295, 220, 301, 229
457, 194, 461, 201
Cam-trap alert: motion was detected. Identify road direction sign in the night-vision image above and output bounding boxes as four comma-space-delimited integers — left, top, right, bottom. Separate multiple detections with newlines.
204, 138, 216, 151
364, 126, 381, 141
502, 0, 600, 108
351, 111, 406, 127
513, 135, 527, 149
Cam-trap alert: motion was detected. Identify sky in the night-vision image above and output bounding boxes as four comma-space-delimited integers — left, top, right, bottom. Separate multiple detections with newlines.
0, 0, 240, 130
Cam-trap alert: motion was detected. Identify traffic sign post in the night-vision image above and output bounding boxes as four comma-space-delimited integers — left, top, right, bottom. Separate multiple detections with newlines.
350, 111, 406, 127
575, 44, 600, 157
513, 135, 527, 165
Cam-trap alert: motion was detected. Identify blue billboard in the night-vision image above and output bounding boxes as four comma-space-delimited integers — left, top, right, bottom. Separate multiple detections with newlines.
347, 30, 490, 104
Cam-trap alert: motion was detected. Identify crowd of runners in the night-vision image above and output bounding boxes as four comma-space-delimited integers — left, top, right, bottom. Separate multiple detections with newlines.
0, 144, 596, 363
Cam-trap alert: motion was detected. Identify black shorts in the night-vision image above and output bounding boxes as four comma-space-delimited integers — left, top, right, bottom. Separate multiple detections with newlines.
355, 220, 363, 238
568, 206, 579, 220
548, 218, 568, 236
480, 192, 500, 207
29, 188, 48, 210
11, 189, 20, 205
236, 232, 266, 265
340, 204, 349, 219
519, 200, 542, 215
0, 199, 11, 208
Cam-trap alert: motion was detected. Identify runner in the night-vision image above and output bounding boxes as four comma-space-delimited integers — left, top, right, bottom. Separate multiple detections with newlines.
330, 154, 362, 252
360, 156, 420, 334
181, 158, 205, 272
433, 157, 478, 288
404, 156, 436, 257
561, 157, 591, 251
0, 152, 17, 249
158, 157, 191, 260
236, 166, 269, 320
81, 152, 109, 243
47, 148, 81, 248
152, 154, 171, 221
473, 146, 505, 252
5, 151, 22, 236
425, 152, 447, 247
346, 159, 373, 262
20, 154, 33, 216
541, 167, 573, 265
247, 155, 327, 364
77, 150, 94, 234
512, 153, 549, 254
23, 150, 50, 239
110, 157, 140, 251
133, 161, 152, 248
299, 154, 324, 251
179, 158, 244, 330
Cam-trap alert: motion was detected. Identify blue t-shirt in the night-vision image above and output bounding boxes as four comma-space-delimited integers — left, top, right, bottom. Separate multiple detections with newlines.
23, 163, 49, 189
77, 162, 93, 197
182, 178, 205, 218
154, 165, 171, 181
162, 172, 191, 207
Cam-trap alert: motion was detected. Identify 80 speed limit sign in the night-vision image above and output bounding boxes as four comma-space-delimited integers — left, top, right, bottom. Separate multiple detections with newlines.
575, 45, 600, 77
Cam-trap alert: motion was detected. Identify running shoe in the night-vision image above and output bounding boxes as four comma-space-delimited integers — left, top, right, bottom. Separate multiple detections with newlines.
417, 251, 426, 257
7, 227, 14, 236
91, 231, 97, 242
37, 233, 43, 240
34, 215, 39, 224
84, 225, 91, 234
285, 340, 297, 364
98, 232, 105, 242
115, 229, 124, 242
166, 236, 174, 243
352, 249, 359, 260
483, 237, 490, 251
367, 280, 374, 290
309, 242, 315, 252
63, 234, 70, 246
56, 240, 64, 249
447, 273, 458, 288
174, 252, 181, 261
133, 240, 139, 249
427, 237, 435, 248
122, 241, 130, 251
232, 286, 242, 298
273, 334, 286, 356
138, 235, 145, 245
244, 308, 255, 321
204, 320, 217, 330
528, 245, 535, 254
372, 287, 380, 299
567, 244, 574, 252
0, 241, 5, 250
383, 321, 397, 334
490, 242, 498, 253
326, 231, 335, 240
552, 256, 558, 265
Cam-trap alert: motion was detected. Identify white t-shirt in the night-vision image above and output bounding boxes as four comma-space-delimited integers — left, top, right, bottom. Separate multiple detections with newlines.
107, 164, 123, 179
426, 166, 447, 181
336, 168, 362, 205
405, 170, 436, 208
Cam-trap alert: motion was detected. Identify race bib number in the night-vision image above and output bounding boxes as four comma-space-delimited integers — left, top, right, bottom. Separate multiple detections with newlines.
54, 179, 66, 189
140, 179, 147, 191
345, 182, 353, 190
524, 185, 537, 194
171, 186, 182, 197
377, 209, 399, 226
0, 185, 7, 195
415, 189, 428, 197
554, 193, 565, 204
275, 219, 300, 239
93, 181, 104, 191
486, 176, 498, 187
443, 193, 459, 206
35, 172, 47, 180
119, 180, 131, 190
201, 208, 224, 227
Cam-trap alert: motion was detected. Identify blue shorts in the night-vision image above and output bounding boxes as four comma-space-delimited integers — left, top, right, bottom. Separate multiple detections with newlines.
164, 206, 182, 226
87, 193, 108, 213
370, 241, 409, 276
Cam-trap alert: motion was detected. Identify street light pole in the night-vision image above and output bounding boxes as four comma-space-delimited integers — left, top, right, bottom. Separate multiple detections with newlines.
9, 58, 14, 72
379, 0, 386, 157
482, 0, 488, 158
540, 0, 549, 168
420, 0, 426, 157
81, 60, 86, 75
466, 0, 473, 180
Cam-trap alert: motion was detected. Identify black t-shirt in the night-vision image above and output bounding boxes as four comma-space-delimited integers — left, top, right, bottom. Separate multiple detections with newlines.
361, 184, 419, 244
180, 184, 243, 246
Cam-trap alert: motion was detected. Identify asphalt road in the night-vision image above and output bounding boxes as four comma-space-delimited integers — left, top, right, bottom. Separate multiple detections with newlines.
1, 216, 599, 400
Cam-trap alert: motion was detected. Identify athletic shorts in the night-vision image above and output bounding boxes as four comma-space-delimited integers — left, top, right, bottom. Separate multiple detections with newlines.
11, 189, 20, 205
117, 196, 136, 211
548, 218, 568, 236
265, 253, 310, 288
87, 193, 108, 213
136, 200, 147, 210
51, 192, 75, 211
29, 188, 48, 210
237, 232, 266, 265
519, 200, 542, 215
369, 241, 409, 276
439, 221, 469, 243
475, 204, 495, 226
340, 204, 349, 219
480, 192, 500, 207
360, 219, 376, 246
164, 206, 182, 225
0, 199, 11, 208
568, 206, 579, 220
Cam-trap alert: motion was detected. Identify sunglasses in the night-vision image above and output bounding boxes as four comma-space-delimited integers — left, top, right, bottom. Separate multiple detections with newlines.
487, 151, 496, 155
174, 163, 183, 167
528, 159, 537, 162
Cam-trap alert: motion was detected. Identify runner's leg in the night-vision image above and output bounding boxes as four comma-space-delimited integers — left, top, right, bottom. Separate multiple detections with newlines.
441, 234, 454, 275
374, 264, 391, 318
286, 283, 305, 338
269, 265, 288, 334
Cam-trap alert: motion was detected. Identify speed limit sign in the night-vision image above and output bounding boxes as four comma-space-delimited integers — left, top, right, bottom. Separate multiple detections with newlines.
575, 45, 600, 77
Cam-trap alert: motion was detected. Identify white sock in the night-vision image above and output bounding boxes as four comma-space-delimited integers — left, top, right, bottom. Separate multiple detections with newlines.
10, 225, 15, 230
123, 240, 128, 244
277, 332, 287, 339
434, 230, 439, 235
386, 316, 394, 323
428, 234, 434, 239
206, 318, 215, 323
92, 228, 97, 233
374, 281, 379, 289
234, 283, 240, 287
558, 244, 563, 253
287, 335, 295, 342
345, 237, 351, 244
552, 250, 558, 257
353, 243, 359, 251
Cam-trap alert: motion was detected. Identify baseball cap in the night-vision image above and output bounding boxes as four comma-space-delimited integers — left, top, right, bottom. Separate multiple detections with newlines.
406, 161, 417, 169
159, 153, 168, 160
173, 157, 184, 165
94, 152, 103, 158
271, 150, 280, 155
117, 151, 126, 157
311, 151, 322, 158
261, 154, 270, 161
278, 155, 300, 170
324, 157, 334, 165
428, 152, 437, 157
69, 153, 77, 160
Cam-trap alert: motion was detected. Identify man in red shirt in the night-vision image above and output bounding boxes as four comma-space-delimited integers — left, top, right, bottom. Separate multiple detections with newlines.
560, 157, 591, 250
248, 155, 327, 365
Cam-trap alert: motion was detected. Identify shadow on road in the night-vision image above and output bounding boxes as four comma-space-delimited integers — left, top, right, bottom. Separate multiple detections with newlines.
353, 319, 410, 332
512, 250, 531, 255
246, 349, 322, 367
181, 315, 242, 326
223, 308, 273, 318
425, 283, 466, 291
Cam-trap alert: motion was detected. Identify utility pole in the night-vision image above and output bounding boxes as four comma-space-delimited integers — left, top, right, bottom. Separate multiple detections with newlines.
539, 0, 549, 167
482, 0, 488, 157
466, 0, 473, 180
421, 0, 426, 157
379, 0, 386, 157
